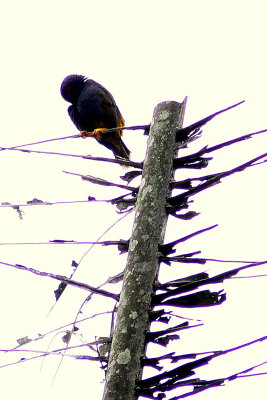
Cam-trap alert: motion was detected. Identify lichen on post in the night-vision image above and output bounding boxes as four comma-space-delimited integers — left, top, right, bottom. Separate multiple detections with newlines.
103, 100, 186, 400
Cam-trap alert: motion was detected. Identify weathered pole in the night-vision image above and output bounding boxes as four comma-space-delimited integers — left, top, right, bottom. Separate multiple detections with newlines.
103, 100, 186, 400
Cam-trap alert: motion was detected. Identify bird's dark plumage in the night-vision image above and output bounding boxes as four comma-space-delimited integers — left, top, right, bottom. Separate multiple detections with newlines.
60, 74, 130, 160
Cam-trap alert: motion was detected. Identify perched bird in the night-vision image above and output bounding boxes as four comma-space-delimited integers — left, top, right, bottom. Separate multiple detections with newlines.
60, 74, 130, 160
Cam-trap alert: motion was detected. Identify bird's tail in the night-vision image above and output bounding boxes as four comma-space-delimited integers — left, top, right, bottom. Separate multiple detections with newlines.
97, 130, 131, 160
113, 136, 131, 160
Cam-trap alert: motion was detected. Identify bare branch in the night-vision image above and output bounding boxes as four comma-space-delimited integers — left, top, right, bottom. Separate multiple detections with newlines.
62, 171, 138, 192
169, 152, 267, 214
0, 260, 119, 301
160, 225, 218, 256
0, 240, 126, 246
155, 260, 267, 303
176, 100, 245, 142
11, 311, 113, 351
0, 341, 109, 369
137, 334, 267, 398
205, 127, 267, 154
0, 194, 136, 209
0, 124, 149, 152
0, 147, 142, 168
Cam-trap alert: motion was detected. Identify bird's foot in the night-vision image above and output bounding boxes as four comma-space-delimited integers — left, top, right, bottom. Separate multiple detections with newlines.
92, 128, 107, 140
80, 129, 106, 139
80, 130, 90, 138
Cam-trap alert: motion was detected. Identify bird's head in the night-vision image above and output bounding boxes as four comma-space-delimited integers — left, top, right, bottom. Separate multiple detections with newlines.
60, 74, 87, 104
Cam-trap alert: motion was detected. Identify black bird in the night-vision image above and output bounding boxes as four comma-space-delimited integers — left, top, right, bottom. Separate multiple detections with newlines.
60, 74, 130, 160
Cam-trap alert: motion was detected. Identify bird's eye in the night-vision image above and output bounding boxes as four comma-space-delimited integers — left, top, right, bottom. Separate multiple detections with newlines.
61, 84, 72, 102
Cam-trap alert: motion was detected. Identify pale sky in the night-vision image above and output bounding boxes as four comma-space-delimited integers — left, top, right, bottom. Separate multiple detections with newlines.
0, 1, 267, 399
